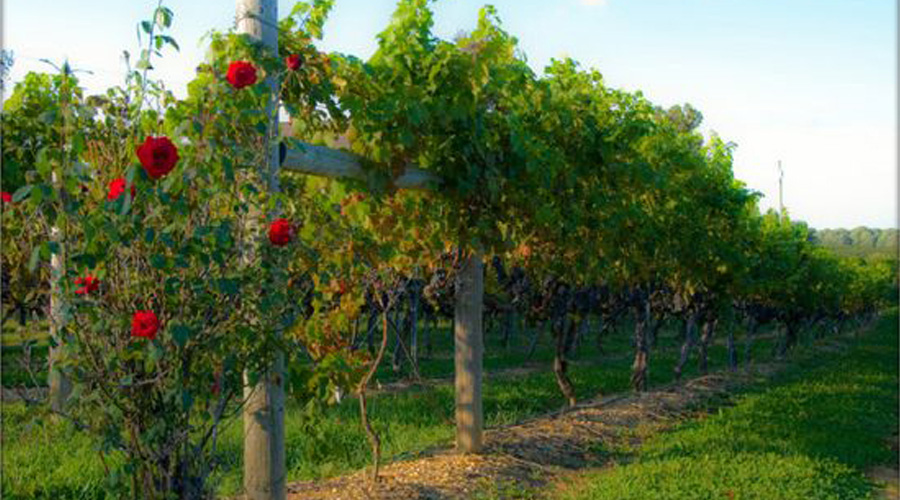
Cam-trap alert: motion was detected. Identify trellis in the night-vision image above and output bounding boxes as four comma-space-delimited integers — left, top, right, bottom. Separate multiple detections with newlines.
238, 1, 484, 498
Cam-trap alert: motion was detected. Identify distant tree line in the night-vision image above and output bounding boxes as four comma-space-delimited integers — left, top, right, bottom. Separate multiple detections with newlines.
809, 227, 898, 260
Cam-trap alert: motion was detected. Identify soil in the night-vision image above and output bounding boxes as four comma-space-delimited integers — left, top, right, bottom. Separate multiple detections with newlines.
285, 368, 765, 499
868, 432, 900, 500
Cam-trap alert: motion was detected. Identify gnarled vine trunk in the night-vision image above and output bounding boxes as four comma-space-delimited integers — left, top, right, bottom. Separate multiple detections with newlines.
697, 317, 717, 375
525, 320, 546, 360
777, 320, 799, 357
631, 299, 651, 392
743, 316, 758, 368
595, 314, 606, 355
552, 316, 578, 407
674, 311, 698, 381
726, 323, 737, 372
358, 312, 390, 483
408, 283, 420, 372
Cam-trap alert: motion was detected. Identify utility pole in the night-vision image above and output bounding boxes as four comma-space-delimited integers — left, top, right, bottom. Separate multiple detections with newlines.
778, 160, 784, 221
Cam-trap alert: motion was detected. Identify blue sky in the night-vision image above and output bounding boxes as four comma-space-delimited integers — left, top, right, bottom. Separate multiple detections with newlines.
5, 0, 897, 229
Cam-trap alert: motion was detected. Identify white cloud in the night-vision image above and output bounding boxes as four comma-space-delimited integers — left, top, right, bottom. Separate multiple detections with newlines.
580, 0, 609, 7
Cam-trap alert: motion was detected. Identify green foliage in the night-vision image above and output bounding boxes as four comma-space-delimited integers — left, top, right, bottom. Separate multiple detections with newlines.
0, 3, 351, 496
811, 227, 898, 260
1, 69, 94, 194
2, 403, 111, 499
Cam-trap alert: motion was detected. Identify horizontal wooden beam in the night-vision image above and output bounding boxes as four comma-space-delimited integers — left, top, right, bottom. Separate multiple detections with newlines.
280, 141, 441, 190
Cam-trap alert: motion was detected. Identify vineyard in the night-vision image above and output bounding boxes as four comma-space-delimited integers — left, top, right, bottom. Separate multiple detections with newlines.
1, 1, 897, 499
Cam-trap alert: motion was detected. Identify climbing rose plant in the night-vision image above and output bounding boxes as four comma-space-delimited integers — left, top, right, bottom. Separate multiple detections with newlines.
3, 8, 348, 496
3, 1, 393, 496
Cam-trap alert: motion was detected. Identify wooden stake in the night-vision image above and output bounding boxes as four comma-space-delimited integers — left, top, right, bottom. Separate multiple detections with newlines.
237, 1, 285, 499
48, 220, 71, 412
242, 358, 285, 500
454, 251, 484, 453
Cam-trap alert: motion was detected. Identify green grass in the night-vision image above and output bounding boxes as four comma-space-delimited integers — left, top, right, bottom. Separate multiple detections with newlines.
1, 344, 49, 387
2, 318, 49, 387
1, 404, 109, 499
0, 316, 812, 498
1, 319, 50, 347
558, 311, 899, 500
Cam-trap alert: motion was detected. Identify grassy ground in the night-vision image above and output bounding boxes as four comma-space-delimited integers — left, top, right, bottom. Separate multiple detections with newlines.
556, 310, 899, 500
0, 314, 842, 498
1, 319, 49, 387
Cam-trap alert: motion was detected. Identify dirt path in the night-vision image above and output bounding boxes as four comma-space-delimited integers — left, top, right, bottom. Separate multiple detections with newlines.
285, 366, 767, 499
868, 432, 900, 499
286, 331, 886, 500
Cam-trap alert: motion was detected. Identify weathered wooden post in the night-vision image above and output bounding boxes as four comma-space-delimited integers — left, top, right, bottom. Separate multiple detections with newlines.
237, 0, 285, 499
454, 250, 484, 453
48, 219, 71, 412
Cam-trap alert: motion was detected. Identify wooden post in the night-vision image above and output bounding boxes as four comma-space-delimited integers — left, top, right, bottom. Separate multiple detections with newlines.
280, 142, 439, 189
47, 221, 71, 412
454, 250, 484, 453
237, 1, 285, 499
242, 359, 285, 500
47, 169, 70, 411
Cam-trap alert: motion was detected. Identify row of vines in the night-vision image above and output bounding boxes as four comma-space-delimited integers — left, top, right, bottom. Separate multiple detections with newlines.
1, 0, 896, 497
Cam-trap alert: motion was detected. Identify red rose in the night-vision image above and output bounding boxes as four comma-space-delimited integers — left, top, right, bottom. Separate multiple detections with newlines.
268, 218, 293, 246
107, 178, 136, 201
74, 275, 100, 295
226, 61, 258, 89
286, 54, 302, 71
0, 192, 10, 204
136, 136, 179, 179
131, 310, 159, 340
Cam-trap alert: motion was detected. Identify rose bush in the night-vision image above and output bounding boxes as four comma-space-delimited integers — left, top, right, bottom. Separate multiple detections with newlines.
0, 6, 362, 496
2, 1, 438, 496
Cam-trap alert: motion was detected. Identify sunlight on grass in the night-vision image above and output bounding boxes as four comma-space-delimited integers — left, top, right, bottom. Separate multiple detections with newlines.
559, 311, 898, 500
